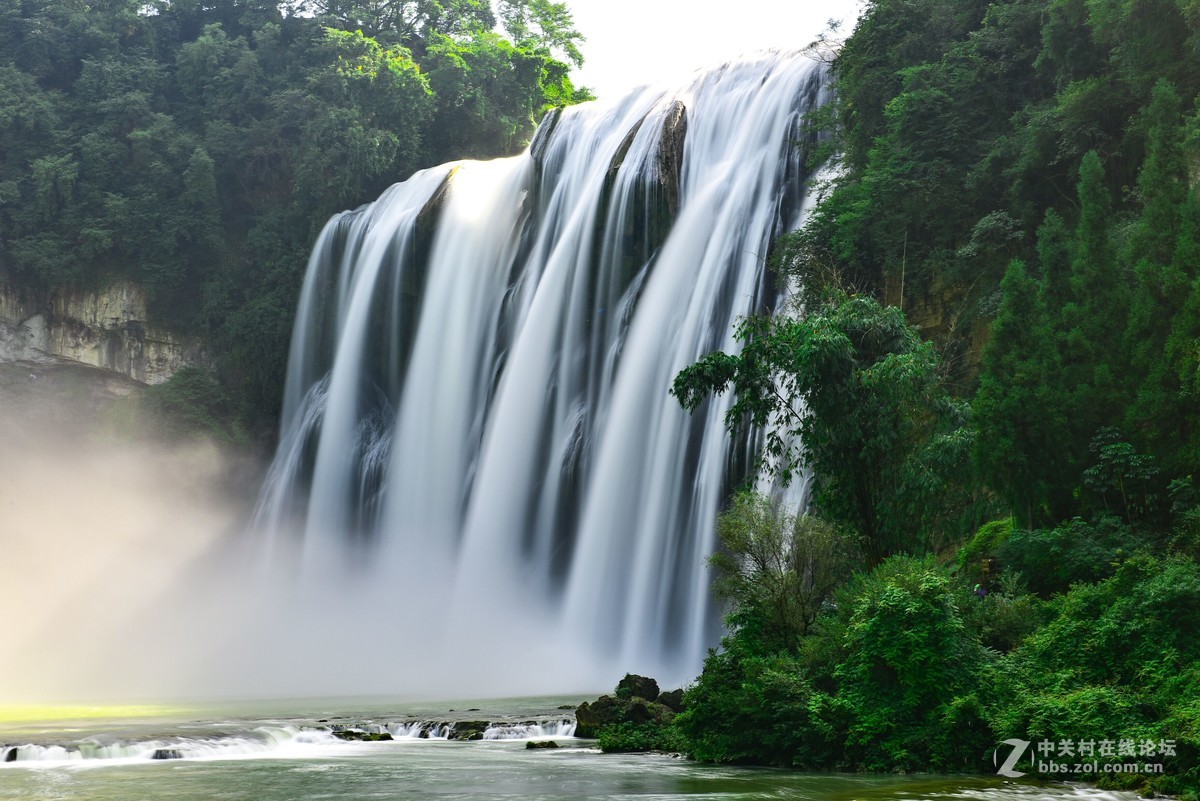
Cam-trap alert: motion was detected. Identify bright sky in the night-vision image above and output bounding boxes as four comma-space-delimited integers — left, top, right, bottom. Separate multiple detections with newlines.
568, 0, 865, 99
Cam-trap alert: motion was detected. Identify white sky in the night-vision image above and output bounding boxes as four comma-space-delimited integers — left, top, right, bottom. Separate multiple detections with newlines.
568, 0, 865, 99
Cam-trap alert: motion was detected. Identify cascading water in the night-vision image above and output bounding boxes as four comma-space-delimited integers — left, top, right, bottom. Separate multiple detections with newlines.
255, 51, 828, 691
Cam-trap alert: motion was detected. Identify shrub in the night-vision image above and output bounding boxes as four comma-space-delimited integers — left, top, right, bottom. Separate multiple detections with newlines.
997, 516, 1138, 595
142, 366, 242, 442
675, 640, 842, 766
597, 721, 687, 753
832, 555, 994, 771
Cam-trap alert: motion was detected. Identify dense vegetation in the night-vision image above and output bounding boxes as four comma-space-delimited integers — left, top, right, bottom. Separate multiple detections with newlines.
663, 0, 1200, 794
0, 0, 588, 428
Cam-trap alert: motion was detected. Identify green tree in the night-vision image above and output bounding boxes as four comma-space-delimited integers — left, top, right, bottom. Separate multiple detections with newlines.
834, 556, 992, 771
974, 259, 1064, 526
672, 291, 972, 564
709, 491, 859, 652
1060, 150, 1129, 457
497, 0, 585, 67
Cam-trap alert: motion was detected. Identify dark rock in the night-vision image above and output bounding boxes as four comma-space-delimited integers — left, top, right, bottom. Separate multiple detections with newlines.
4, 747, 16, 763
626, 698, 656, 723
575, 692, 675, 738
525, 740, 559, 749
448, 720, 490, 741
530, 106, 564, 167
556, 704, 575, 710
616, 673, 659, 702
331, 729, 393, 742
657, 689, 685, 712
654, 101, 688, 216
575, 695, 618, 738
151, 748, 183, 760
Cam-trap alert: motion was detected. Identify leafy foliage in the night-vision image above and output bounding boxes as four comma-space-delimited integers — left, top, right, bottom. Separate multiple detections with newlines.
0, 0, 590, 428
672, 291, 978, 563
673, 2, 1200, 791
709, 492, 858, 651
596, 721, 686, 754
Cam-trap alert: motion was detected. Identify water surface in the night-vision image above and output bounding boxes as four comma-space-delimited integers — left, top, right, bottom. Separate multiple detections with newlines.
0, 698, 1136, 801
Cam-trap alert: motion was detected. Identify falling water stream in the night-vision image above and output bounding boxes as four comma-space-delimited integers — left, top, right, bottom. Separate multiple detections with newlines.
254, 51, 823, 688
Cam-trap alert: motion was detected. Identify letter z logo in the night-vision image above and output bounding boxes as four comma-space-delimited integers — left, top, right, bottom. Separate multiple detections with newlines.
994, 738, 1031, 777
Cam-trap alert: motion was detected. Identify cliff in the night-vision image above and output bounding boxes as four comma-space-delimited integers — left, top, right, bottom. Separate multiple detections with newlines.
0, 282, 206, 385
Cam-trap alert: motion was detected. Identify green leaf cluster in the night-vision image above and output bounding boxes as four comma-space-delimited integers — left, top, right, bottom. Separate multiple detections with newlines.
0, 0, 590, 428
672, 290, 980, 563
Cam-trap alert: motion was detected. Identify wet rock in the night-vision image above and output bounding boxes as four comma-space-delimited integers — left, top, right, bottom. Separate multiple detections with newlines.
576, 676, 678, 738
151, 748, 183, 760
657, 689, 685, 712
4, 747, 17, 762
654, 101, 688, 216
530, 106, 564, 167
331, 729, 393, 742
525, 740, 559, 749
616, 673, 659, 701
448, 720, 489, 741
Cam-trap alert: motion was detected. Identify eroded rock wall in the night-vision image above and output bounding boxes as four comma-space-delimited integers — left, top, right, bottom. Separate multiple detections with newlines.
0, 281, 206, 385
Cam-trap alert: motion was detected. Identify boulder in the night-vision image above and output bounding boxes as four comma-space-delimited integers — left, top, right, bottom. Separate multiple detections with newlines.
525, 740, 559, 749
616, 673, 659, 701
331, 728, 393, 742
657, 689, 685, 712
575, 691, 675, 738
448, 720, 490, 741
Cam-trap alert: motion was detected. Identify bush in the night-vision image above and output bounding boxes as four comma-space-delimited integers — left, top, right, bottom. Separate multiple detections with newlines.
985, 556, 1200, 794
832, 555, 994, 771
710, 492, 860, 652
142, 366, 243, 442
956, 517, 1014, 579
959, 571, 1045, 653
596, 721, 687, 753
675, 639, 843, 767
997, 516, 1138, 595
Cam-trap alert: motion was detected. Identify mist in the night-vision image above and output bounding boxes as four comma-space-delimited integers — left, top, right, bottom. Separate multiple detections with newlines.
0, 363, 615, 706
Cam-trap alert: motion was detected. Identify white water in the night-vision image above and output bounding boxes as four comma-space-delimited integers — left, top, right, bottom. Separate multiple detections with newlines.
255, 51, 829, 691
0, 718, 577, 767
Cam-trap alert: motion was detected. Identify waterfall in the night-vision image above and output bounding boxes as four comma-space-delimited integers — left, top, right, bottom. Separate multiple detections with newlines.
254, 51, 828, 691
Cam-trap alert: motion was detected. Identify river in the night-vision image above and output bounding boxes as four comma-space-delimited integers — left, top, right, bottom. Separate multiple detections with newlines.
0, 697, 1137, 801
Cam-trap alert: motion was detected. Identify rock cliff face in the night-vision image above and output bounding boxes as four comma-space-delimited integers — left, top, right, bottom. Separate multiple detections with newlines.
0, 281, 205, 385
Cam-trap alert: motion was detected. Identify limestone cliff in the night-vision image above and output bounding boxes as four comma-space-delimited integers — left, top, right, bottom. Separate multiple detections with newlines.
0, 281, 206, 385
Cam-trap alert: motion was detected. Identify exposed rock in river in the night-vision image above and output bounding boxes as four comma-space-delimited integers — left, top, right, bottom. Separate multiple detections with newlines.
616, 673, 660, 701
575, 675, 678, 738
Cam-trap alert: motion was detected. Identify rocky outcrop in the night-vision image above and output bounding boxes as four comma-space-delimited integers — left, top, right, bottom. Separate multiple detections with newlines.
0, 281, 206, 385
657, 688, 685, 712
447, 720, 489, 741
575, 675, 679, 738
654, 100, 687, 216
331, 730, 394, 742
616, 673, 659, 701
530, 106, 564, 168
